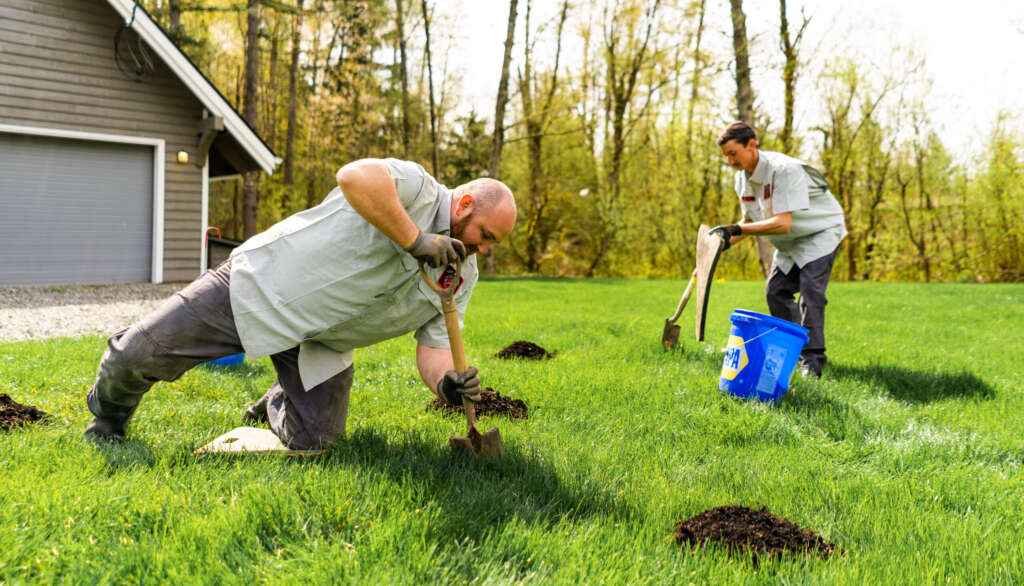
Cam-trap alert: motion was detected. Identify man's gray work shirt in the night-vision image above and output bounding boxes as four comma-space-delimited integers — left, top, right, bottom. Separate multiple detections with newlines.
228, 158, 477, 390
732, 149, 847, 273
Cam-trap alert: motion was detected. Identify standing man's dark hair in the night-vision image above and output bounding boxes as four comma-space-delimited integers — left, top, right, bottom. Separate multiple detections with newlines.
717, 121, 757, 147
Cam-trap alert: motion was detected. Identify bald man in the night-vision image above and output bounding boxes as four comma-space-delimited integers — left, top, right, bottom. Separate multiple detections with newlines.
84, 158, 517, 449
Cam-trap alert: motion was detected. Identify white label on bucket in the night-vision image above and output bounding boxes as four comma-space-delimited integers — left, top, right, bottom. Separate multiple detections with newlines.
755, 345, 787, 395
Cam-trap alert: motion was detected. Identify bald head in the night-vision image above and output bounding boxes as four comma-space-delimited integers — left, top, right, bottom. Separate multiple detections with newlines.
453, 178, 515, 215
450, 178, 517, 254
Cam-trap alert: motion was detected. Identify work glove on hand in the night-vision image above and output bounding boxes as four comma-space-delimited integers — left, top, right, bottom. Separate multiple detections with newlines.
709, 224, 743, 251
436, 366, 482, 406
405, 231, 467, 268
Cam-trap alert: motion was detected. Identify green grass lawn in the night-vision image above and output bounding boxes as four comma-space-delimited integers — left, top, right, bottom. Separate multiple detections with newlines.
2, 278, 1023, 584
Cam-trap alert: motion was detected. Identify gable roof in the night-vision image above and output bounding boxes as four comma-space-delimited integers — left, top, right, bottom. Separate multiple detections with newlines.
106, 0, 281, 175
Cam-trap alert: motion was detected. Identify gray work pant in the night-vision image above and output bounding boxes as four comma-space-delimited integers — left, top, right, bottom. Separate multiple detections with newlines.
765, 248, 838, 371
85, 260, 352, 450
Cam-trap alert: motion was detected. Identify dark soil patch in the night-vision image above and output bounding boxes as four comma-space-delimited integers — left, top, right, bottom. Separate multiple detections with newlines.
674, 505, 837, 563
494, 340, 554, 360
0, 394, 48, 430
428, 388, 528, 419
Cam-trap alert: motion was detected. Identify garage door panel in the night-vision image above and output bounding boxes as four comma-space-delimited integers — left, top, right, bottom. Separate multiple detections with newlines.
0, 133, 153, 285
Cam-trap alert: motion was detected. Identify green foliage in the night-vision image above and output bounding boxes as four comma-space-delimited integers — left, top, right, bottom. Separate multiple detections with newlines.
2, 279, 1024, 582
145, 1, 1024, 282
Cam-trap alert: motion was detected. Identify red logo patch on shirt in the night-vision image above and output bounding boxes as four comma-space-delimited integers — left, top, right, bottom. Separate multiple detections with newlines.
764, 185, 772, 199
741, 196, 756, 202
437, 265, 464, 294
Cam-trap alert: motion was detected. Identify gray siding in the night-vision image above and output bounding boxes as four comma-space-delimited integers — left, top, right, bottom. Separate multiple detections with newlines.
0, 0, 207, 282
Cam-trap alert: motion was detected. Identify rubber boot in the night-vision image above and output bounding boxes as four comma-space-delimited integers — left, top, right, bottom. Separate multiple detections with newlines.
83, 352, 156, 443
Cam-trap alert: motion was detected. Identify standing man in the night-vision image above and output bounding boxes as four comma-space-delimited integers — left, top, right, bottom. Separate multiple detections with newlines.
84, 158, 517, 449
711, 122, 846, 379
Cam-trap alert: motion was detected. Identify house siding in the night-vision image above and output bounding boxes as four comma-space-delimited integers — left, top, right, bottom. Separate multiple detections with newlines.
0, 0, 208, 282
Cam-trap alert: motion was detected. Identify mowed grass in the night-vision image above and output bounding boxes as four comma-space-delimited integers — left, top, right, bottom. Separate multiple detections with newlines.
1, 277, 1023, 584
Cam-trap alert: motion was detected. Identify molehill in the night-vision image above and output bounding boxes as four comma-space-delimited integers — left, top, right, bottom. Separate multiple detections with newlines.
0, 394, 48, 430
428, 388, 528, 419
674, 505, 838, 562
494, 340, 555, 360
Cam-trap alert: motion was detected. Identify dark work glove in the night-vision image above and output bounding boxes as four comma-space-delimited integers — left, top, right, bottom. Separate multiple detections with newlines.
405, 231, 467, 268
436, 366, 482, 406
709, 224, 742, 251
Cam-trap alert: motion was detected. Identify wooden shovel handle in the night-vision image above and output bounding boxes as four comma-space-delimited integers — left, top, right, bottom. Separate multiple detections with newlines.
418, 261, 476, 430
667, 269, 698, 324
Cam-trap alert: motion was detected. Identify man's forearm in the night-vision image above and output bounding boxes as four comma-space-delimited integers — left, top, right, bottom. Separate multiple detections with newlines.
335, 159, 420, 248
738, 212, 792, 236
416, 344, 454, 396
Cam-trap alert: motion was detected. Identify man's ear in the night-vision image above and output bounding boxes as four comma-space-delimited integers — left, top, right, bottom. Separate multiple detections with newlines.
455, 193, 475, 216
748, 138, 758, 151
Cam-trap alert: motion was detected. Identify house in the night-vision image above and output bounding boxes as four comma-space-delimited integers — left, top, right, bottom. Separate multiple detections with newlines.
0, 0, 279, 286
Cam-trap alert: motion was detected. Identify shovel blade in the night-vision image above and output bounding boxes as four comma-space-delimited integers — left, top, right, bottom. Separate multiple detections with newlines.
450, 426, 505, 459
662, 320, 681, 348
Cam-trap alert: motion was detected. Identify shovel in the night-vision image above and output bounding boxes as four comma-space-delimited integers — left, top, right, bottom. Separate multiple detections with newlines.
662, 269, 697, 348
418, 260, 505, 459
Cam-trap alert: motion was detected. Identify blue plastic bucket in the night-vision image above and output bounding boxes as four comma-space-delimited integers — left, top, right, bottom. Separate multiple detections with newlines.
719, 309, 808, 402
205, 353, 245, 367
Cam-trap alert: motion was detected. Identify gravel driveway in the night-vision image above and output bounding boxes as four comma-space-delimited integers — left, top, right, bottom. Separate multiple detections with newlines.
0, 283, 185, 342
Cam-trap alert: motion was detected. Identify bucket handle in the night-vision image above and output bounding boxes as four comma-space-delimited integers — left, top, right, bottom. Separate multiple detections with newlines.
724, 326, 778, 349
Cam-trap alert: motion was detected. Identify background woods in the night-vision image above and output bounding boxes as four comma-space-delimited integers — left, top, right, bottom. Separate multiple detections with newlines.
140, 0, 1024, 282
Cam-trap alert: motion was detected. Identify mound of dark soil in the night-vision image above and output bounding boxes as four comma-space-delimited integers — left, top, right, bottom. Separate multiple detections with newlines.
0, 394, 48, 430
494, 340, 554, 360
428, 388, 528, 419
674, 505, 837, 562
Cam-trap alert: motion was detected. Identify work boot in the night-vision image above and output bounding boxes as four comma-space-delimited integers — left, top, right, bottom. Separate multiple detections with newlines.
798, 356, 823, 380
242, 394, 269, 425
83, 416, 127, 444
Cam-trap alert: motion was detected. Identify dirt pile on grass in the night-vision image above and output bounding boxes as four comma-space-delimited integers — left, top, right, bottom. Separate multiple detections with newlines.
494, 341, 554, 360
428, 388, 528, 419
674, 505, 837, 561
0, 394, 48, 430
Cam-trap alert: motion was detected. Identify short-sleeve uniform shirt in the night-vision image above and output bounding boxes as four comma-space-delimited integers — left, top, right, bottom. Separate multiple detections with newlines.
228, 159, 476, 389
732, 150, 847, 273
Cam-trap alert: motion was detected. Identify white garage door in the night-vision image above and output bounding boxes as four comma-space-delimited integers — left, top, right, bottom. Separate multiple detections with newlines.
0, 133, 155, 285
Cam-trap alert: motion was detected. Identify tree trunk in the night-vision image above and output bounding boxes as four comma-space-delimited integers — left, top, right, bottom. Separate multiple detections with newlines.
395, 0, 412, 158
729, 0, 754, 124
685, 0, 705, 165
488, 0, 518, 178
586, 0, 661, 276
778, 0, 809, 153
421, 0, 439, 176
169, 0, 181, 35
242, 0, 261, 238
283, 0, 304, 190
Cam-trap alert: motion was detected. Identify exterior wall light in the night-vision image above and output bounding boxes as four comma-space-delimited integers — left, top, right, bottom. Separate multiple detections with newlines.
177, 150, 189, 164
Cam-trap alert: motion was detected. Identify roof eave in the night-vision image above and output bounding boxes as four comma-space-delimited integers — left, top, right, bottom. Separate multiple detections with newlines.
106, 0, 281, 175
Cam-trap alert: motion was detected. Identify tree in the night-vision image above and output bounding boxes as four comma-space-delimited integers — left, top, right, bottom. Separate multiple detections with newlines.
729, 0, 754, 124
283, 0, 304, 188
394, 0, 412, 158
489, 0, 519, 179
510, 0, 570, 272
421, 0, 439, 176
581, 0, 665, 276
242, 0, 261, 239
778, 0, 809, 153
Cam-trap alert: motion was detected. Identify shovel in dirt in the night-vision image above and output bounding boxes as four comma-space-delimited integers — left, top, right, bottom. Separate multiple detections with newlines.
418, 260, 505, 459
662, 269, 697, 348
